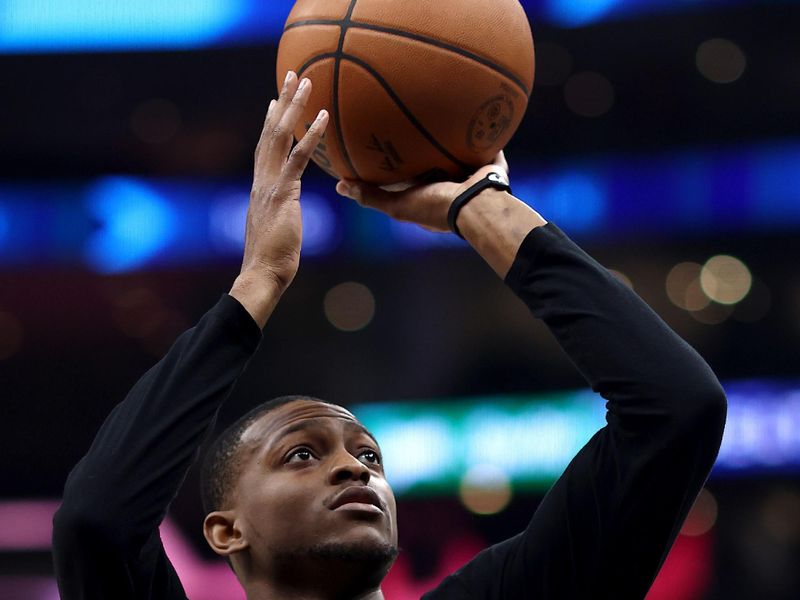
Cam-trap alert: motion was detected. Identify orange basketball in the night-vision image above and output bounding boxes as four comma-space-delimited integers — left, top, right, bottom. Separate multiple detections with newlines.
276, 0, 535, 185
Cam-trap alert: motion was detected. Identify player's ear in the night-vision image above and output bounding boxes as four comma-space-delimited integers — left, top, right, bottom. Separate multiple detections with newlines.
203, 510, 249, 556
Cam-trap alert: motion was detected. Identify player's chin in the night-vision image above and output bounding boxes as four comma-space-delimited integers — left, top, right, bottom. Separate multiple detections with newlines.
312, 533, 399, 565
330, 511, 396, 545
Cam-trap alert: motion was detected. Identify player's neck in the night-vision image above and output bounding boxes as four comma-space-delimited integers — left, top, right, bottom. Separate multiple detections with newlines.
244, 582, 385, 600
243, 562, 386, 600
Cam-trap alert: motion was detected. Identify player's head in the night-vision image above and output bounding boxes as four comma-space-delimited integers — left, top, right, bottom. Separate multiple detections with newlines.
200, 396, 398, 595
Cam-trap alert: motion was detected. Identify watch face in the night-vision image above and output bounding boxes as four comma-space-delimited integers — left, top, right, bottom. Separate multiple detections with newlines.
487, 172, 510, 188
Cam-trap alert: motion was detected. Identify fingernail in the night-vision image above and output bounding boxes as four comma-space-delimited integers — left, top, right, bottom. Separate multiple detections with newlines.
284, 71, 293, 85
299, 78, 310, 91
317, 109, 328, 121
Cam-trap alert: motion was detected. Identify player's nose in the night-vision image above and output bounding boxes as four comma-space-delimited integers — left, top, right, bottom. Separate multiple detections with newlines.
328, 449, 370, 484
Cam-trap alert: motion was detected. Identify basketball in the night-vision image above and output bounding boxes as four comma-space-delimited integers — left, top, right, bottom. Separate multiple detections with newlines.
276, 0, 535, 185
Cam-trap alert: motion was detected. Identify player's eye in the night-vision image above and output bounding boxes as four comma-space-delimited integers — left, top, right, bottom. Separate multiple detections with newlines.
359, 449, 381, 465
286, 447, 315, 463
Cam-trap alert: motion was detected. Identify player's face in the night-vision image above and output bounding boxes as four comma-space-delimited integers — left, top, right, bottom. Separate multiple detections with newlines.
234, 400, 398, 567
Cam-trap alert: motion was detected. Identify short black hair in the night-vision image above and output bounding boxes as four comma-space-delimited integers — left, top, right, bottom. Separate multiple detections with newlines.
200, 395, 333, 515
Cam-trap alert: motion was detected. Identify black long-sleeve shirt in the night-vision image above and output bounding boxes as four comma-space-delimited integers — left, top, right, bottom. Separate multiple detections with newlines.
53, 224, 727, 599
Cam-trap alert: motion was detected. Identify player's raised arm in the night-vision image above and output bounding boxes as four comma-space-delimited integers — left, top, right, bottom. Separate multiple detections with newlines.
340, 163, 727, 599
232, 73, 329, 327
52, 73, 328, 600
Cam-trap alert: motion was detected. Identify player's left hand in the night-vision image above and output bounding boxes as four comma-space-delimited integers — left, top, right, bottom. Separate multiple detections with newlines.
335, 152, 509, 233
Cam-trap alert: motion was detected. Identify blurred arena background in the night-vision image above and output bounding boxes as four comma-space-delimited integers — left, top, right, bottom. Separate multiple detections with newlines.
1, 1, 799, 598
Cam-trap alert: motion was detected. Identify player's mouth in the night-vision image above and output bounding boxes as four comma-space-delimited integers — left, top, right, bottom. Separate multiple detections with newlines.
328, 486, 384, 515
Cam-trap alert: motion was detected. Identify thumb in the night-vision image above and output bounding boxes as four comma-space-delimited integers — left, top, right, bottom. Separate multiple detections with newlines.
336, 179, 396, 211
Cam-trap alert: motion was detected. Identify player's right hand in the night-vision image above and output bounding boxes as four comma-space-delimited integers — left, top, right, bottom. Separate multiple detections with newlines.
335, 152, 510, 234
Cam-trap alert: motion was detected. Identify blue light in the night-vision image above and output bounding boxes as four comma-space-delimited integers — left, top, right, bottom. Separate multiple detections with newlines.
84, 177, 176, 273
517, 171, 607, 233
390, 219, 464, 250
209, 192, 248, 254
544, 0, 622, 27
752, 145, 800, 225
4, 140, 800, 268
0, 0, 775, 53
302, 192, 341, 256
0, 204, 8, 246
207, 189, 342, 257
1, 0, 248, 53
713, 382, 800, 473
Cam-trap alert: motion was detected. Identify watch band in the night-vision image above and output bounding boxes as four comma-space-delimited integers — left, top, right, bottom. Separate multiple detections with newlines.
447, 172, 512, 239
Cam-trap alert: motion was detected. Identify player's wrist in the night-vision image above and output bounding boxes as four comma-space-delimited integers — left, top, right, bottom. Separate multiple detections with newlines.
229, 271, 285, 329
458, 190, 547, 277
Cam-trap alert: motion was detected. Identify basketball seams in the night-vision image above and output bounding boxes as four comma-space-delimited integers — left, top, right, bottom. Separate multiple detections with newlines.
297, 52, 516, 176
297, 52, 337, 79
332, 0, 361, 180
340, 55, 470, 173
285, 19, 531, 98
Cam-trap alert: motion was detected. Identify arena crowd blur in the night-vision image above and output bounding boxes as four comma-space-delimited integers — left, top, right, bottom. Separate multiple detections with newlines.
1, 1, 798, 598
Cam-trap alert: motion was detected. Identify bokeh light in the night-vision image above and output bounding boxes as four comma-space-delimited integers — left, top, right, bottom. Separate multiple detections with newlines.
690, 302, 733, 325
696, 38, 747, 84
608, 269, 634, 290
323, 282, 376, 332
700, 255, 752, 305
458, 464, 512, 515
681, 488, 719, 536
564, 71, 616, 118
666, 262, 710, 311
759, 489, 800, 544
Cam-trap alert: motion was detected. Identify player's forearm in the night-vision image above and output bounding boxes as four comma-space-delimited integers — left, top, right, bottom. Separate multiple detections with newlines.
458, 189, 548, 278
506, 224, 726, 439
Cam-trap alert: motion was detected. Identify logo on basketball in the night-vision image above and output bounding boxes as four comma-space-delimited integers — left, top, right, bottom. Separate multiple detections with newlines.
467, 95, 515, 153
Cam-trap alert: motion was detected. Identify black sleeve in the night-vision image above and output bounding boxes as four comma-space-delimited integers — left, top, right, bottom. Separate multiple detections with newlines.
52, 294, 261, 600
424, 224, 727, 600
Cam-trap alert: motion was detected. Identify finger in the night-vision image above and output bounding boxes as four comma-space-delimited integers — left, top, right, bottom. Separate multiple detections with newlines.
256, 71, 299, 172
273, 71, 298, 122
337, 179, 430, 223
493, 151, 509, 175
273, 77, 313, 167
283, 109, 329, 180
254, 99, 279, 165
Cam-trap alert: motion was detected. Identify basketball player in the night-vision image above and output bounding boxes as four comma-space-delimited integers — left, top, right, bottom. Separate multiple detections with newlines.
53, 73, 727, 599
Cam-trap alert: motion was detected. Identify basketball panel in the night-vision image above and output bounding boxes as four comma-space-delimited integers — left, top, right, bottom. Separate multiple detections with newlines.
276, 25, 340, 92
338, 60, 463, 185
285, 0, 353, 25
351, 0, 534, 91
343, 30, 528, 167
